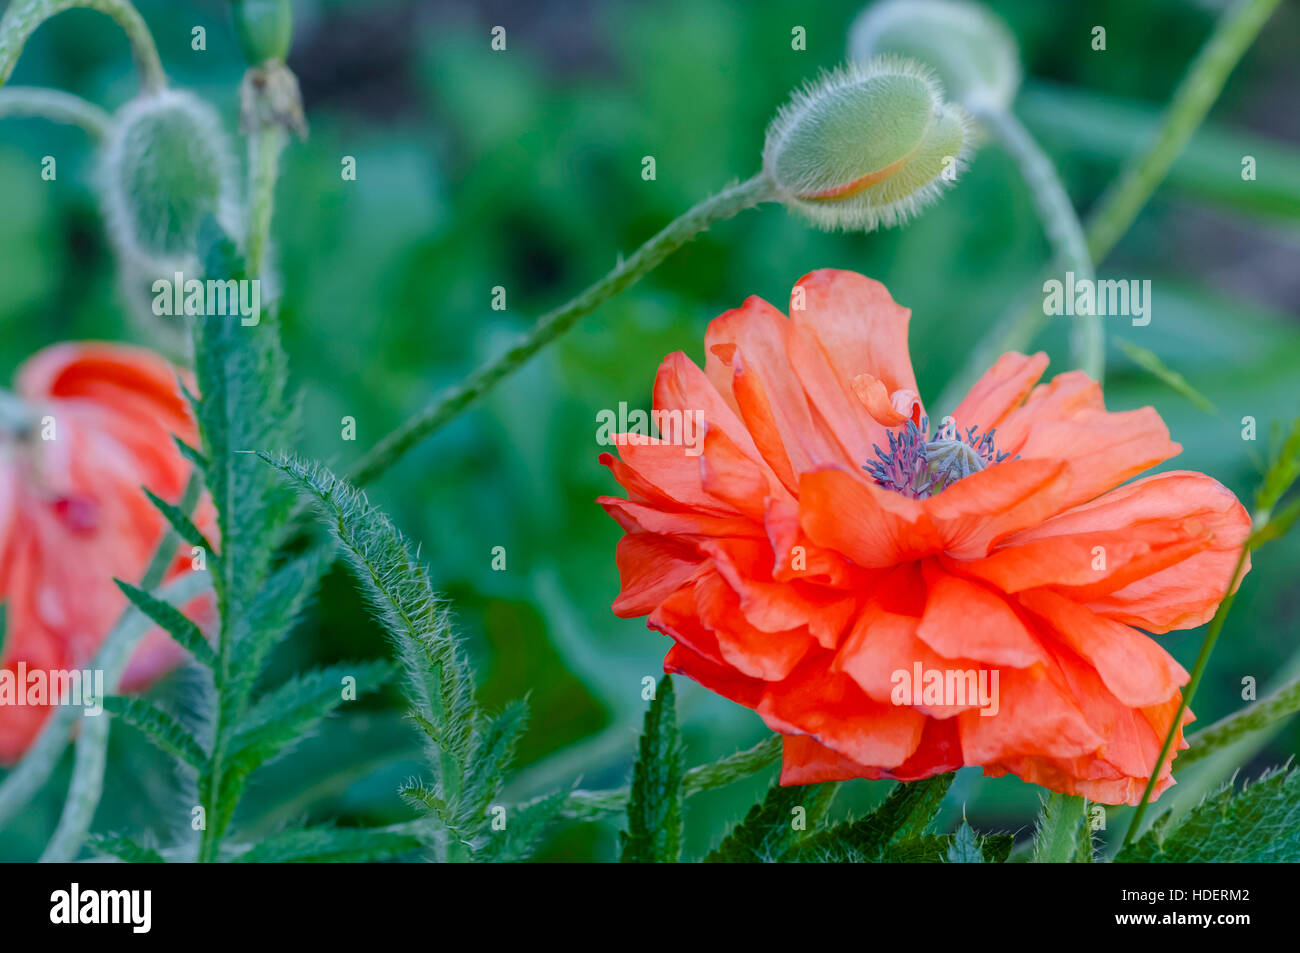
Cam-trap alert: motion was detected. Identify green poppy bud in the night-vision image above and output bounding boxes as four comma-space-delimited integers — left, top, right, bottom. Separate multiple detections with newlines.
99, 89, 239, 273
848, 0, 1020, 114
230, 0, 293, 66
762, 57, 971, 232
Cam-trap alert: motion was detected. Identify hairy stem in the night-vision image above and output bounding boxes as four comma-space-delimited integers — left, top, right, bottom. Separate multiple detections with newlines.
974, 103, 1100, 382
1174, 655, 1300, 772
1032, 791, 1087, 863
245, 125, 286, 279
0, 0, 165, 92
937, 0, 1282, 410
346, 173, 777, 488
528, 735, 782, 820
0, 85, 111, 137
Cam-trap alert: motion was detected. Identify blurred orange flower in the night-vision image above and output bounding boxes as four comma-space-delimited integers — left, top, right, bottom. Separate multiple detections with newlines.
0, 342, 211, 762
598, 270, 1250, 805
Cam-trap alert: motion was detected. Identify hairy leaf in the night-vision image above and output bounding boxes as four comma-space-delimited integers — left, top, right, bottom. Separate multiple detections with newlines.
705, 781, 836, 863
233, 826, 423, 863
114, 578, 216, 669
1032, 792, 1087, 863
620, 677, 684, 863
946, 820, 985, 863
104, 696, 205, 769
223, 544, 337, 722
142, 487, 215, 557
263, 456, 480, 815
795, 774, 953, 862
228, 660, 392, 775
1118, 767, 1300, 862
478, 787, 569, 864
89, 834, 166, 864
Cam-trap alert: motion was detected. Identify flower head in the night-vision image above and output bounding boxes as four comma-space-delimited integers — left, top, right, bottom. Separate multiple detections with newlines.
598, 270, 1250, 804
0, 343, 212, 762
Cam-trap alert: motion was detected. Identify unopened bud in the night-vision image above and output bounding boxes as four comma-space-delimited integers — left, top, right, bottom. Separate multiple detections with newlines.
230, 0, 293, 66
849, 0, 1020, 114
98, 89, 239, 274
763, 57, 970, 232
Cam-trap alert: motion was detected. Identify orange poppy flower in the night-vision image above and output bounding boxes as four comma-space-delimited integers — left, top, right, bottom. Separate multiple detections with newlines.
0, 342, 211, 763
598, 270, 1250, 805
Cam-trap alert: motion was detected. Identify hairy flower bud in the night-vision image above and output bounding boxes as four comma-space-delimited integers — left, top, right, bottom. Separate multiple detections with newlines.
849, 0, 1020, 114
762, 57, 970, 232
98, 89, 239, 274
230, 0, 293, 66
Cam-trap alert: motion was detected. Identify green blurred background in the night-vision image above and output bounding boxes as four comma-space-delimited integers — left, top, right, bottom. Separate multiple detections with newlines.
1, 0, 1297, 861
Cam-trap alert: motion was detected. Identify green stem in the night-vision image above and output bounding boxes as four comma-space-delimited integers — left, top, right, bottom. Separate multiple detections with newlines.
1083, 0, 1283, 261
1123, 543, 1251, 845
193, 76, 294, 866
0, 0, 165, 92
1032, 791, 1087, 862
1176, 661, 1300, 772
975, 103, 1101, 382
526, 735, 782, 821
937, 0, 1282, 411
245, 124, 286, 279
346, 172, 777, 488
0, 85, 111, 137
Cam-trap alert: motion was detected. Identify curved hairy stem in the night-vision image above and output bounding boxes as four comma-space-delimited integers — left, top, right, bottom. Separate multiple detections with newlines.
346, 173, 777, 488
0, 85, 111, 137
938, 0, 1283, 410
1177, 669, 1300, 771
0, 0, 165, 92
525, 735, 782, 821
974, 103, 1100, 381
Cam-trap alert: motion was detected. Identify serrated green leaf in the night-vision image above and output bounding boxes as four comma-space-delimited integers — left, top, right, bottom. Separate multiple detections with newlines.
104, 696, 206, 769
262, 456, 479, 816
233, 826, 422, 863
142, 486, 215, 557
1118, 767, 1300, 862
228, 660, 392, 774
620, 676, 684, 863
981, 832, 1014, 863
946, 821, 984, 863
1032, 792, 1087, 863
480, 787, 569, 864
89, 834, 166, 864
793, 773, 953, 862
223, 544, 336, 722
114, 578, 216, 669
172, 434, 208, 473
458, 701, 528, 822
705, 780, 836, 863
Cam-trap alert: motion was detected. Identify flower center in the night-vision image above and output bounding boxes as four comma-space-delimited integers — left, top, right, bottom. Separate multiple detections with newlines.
864, 416, 1012, 498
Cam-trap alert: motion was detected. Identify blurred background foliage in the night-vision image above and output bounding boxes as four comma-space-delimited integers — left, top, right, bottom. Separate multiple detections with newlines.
0, 0, 1297, 861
